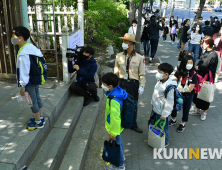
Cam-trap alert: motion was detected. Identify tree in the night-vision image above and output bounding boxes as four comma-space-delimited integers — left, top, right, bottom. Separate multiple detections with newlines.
162, 1, 168, 17
135, 0, 143, 52
196, 0, 206, 21
84, 0, 88, 10
171, 0, 175, 16
129, 0, 135, 23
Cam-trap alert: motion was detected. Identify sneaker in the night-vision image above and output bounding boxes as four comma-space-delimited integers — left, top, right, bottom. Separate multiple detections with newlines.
105, 162, 125, 170
200, 112, 207, 121
149, 58, 152, 63
177, 124, 185, 133
130, 126, 143, 133
189, 111, 201, 115
165, 143, 169, 147
27, 121, 44, 129
169, 119, 176, 126
93, 96, 100, 102
30, 117, 45, 125
172, 42, 174, 44
83, 95, 94, 106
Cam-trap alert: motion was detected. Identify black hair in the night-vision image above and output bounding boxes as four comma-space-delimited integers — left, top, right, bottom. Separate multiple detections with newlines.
158, 63, 174, 75
84, 46, 95, 55
102, 72, 119, 87
205, 20, 210, 26
194, 12, 197, 14
144, 20, 150, 25
214, 17, 218, 20
178, 50, 190, 61
150, 18, 157, 26
193, 24, 202, 34
181, 23, 184, 26
12, 26, 30, 41
198, 16, 203, 19
132, 20, 137, 24
176, 55, 195, 77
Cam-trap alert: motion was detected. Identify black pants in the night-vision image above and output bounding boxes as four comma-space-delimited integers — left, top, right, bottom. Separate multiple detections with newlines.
163, 35, 167, 41
71, 82, 97, 98
171, 94, 194, 122
170, 34, 176, 42
119, 79, 139, 128
193, 93, 210, 110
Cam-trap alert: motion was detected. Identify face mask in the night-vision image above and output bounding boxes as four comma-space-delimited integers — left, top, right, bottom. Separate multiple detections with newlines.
82, 55, 89, 60
133, 23, 137, 27
155, 72, 164, 80
199, 20, 202, 22
122, 42, 129, 50
203, 45, 208, 50
186, 64, 193, 70
11, 37, 19, 45
101, 83, 109, 92
171, 18, 173, 20
215, 19, 218, 21
196, 28, 200, 31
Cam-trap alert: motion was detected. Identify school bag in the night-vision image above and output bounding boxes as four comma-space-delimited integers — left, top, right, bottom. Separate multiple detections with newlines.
164, 85, 183, 111
29, 55, 47, 85
108, 93, 137, 129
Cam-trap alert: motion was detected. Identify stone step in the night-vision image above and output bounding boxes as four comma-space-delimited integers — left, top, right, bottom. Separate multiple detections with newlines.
28, 95, 84, 170
58, 89, 104, 170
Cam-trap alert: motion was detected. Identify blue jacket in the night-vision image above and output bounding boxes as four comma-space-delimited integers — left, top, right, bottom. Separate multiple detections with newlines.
68, 57, 97, 83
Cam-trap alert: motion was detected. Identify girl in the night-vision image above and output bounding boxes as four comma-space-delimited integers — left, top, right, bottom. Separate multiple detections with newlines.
163, 22, 169, 42
181, 19, 190, 51
177, 50, 191, 68
170, 24, 177, 44
141, 20, 150, 56
169, 55, 197, 132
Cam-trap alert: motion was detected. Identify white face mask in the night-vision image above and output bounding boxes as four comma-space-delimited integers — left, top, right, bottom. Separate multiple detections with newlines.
186, 64, 193, 70
133, 23, 137, 27
199, 20, 202, 23
215, 19, 218, 21
101, 83, 109, 92
122, 42, 129, 50
196, 28, 200, 31
203, 45, 208, 50
155, 72, 164, 80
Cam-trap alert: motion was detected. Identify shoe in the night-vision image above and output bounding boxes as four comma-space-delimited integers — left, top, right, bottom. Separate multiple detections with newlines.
27, 121, 44, 129
169, 119, 176, 126
30, 117, 45, 125
189, 110, 201, 115
200, 112, 207, 121
149, 58, 152, 63
165, 143, 169, 147
93, 96, 100, 102
130, 126, 143, 133
83, 95, 94, 106
105, 162, 125, 170
172, 42, 174, 44
177, 124, 185, 133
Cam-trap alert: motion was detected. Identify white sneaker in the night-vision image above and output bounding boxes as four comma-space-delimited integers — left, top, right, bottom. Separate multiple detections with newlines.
200, 112, 207, 121
105, 163, 125, 170
172, 42, 174, 44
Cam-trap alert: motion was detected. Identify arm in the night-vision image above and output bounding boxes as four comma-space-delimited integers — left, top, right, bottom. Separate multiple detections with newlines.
158, 23, 164, 30
19, 55, 31, 86
77, 62, 97, 81
114, 55, 119, 76
161, 89, 174, 118
191, 32, 196, 40
68, 60, 76, 73
139, 56, 146, 87
110, 100, 122, 137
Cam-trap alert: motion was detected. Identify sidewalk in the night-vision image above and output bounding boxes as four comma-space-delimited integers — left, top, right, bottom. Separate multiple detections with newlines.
83, 38, 222, 170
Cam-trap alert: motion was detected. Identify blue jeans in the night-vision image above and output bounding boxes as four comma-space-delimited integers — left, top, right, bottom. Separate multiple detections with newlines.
188, 44, 200, 62
177, 39, 182, 48
150, 39, 159, 59
143, 39, 150, 55
25, 85, 43, 113
115, 135, 124, 166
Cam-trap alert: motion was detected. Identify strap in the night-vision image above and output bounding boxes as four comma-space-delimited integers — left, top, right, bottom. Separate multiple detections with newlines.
208, 70, 214, 84
108, 95, 115, 106
165, 85, 175, 98
132, 26, 134, 34
151, 119, 166, 136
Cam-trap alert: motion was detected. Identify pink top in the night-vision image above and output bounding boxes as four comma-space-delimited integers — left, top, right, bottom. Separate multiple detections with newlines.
213, 33, 222, 58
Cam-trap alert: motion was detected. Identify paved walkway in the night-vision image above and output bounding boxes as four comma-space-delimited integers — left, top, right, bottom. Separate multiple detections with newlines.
84, 37, 222, 170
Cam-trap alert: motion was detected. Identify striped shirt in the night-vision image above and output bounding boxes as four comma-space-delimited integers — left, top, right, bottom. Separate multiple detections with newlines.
190, 32, 204, 44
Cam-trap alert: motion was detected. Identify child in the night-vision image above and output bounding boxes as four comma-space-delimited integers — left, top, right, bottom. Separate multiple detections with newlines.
169, 55, 197, 132
11, 26, 45, 129
163, 22, 169, 42
177, 50, 191, 68
170, 24, 177, 44
177, 23, 184, 49
102, 73, 127, 170
150, 63, 176, 147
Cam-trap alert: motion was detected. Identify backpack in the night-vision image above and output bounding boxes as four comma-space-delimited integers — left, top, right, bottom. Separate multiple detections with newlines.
108, 93, 137, 129
29, 55, 47, 85
164, 85, 183, 111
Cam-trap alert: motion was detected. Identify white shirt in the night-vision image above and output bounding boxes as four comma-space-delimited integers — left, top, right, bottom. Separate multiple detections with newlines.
128, 26, 137, 35
190, 32, 204, 44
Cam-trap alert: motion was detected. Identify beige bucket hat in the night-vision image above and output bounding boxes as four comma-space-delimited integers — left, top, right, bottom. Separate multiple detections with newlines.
119, 33, 139, 43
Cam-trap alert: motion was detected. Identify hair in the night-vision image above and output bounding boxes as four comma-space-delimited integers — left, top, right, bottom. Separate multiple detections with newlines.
183, 19, 189, 25
102, 72, 119, 87
181, 23, 184, 26
84, 46, 95, 55
205, 20, 210, 26
158, 63, 174, 75
198, 16, 203, 19
194, 12, 197, 14
177, 55, 195, 77
214, 17, 218, 20
178, 50, 190, 61
132, 20, 137, 24
193, 24, 202, 34
144, 20, 150, 25
171, 16, 174, 18
12, 26, 30, 41
202, 36, 214, 48
150, 18, 157, 26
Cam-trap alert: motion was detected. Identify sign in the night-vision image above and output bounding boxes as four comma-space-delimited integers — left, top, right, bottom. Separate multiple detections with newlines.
69, 30, 83, 50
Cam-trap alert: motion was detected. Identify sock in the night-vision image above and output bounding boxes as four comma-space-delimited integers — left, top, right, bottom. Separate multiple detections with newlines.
181, 122, 185, 126
172, 118, 176, 122
40, 116, 43, 120
35, 120, 41, 124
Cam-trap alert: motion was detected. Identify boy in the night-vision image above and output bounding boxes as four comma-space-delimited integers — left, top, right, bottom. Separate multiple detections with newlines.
150, 63, 176, 147
11, 26, 45, 129
102, 73, 127, 170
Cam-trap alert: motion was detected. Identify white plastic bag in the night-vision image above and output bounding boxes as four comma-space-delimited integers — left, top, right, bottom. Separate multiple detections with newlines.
12, 92, 32, 107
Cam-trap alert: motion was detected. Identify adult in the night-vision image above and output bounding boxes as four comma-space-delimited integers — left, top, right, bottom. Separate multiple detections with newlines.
128, 20, 137, 35
181, 19, 190, 51
114, 33, 146, 133
202, 20, 214, 37
68, 46, 99, 106
144, 11, 150, 21
194, 12, 197, 21
169, 16, 178, 29
193, 36, 218, 120
188, 24, 204, 62
211, 17, 221, 34
177, 23, 184, 49
192, 16, 205, 29
141, 20, 150, 56
213, 28, 222, 82
147, 18, 165, 62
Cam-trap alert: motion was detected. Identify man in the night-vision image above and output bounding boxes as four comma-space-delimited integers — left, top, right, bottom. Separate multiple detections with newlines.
194, 12, 197, 20
144, 11, 150, 21
114, 33, 146, 133
128, 20, 137, 35
192, 16, 205, 28
68, 46, 99, 106
211, 17, 221, 34
202, 20, 214, 37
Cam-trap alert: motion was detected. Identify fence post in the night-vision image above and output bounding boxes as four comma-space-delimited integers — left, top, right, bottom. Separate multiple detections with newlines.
78, 0, 84, 45
61, 26, 70, 83
21, 0, 30, 43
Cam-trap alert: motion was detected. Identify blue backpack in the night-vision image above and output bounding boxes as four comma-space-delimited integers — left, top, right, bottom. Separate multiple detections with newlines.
164, 85, 183, 111
108, 93, 137, 129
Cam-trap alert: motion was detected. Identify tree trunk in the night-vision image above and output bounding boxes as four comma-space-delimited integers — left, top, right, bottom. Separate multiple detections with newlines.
171, 0, 175, 16
129, 0, 135, 23
196, 0, 206, 22
159, 1, 162, 17
135, 0, 143, 53
162, 1, 167, 17
169, 0, 172, 17
150, 0, 153, 12
84, 0, 88, 10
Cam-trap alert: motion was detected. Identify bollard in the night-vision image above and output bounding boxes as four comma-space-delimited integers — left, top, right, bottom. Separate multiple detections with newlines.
177, 16, 178, 21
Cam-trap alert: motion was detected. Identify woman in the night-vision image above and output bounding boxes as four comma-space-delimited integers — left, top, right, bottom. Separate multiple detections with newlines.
213, 28, 222, 82
192, 36, 218, 120
169, 55, 197, 132
188, 24, 204, 62
181, 19, 190, 51
141, 20, 150, 56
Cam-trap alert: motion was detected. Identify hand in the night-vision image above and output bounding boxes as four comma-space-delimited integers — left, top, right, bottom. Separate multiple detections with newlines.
68, 58, 73, 61
138, 86, 144, 95
160, 116, 166, 121
110, 134, 116, 141
213, 23, 215, 25
20, 87, 25, 96
195, 66, 199, 70
73, 64, 79, 71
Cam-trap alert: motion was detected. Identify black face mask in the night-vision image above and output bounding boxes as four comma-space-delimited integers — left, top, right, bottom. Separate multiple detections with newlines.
82, 55, 89, 60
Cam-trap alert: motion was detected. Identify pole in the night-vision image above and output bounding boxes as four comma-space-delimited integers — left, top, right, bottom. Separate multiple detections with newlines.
21, 0, 30, 43
189, 0, 191, 20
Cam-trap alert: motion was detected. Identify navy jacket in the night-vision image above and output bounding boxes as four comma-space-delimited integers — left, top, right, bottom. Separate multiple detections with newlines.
202, 26, 214, 37
68, 57, 97, 83
147, 23, 164, 40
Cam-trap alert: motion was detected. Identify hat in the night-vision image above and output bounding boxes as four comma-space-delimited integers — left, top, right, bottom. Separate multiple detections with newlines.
119, 33, 139, 43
